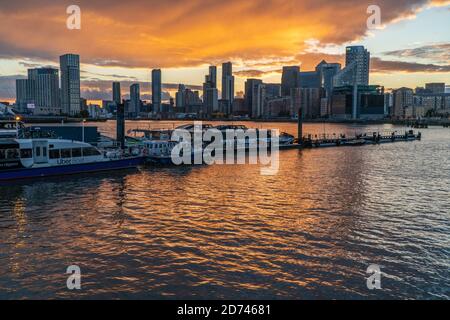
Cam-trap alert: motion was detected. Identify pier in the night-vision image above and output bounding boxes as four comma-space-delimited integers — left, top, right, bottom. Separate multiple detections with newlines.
278, 110, 422, 150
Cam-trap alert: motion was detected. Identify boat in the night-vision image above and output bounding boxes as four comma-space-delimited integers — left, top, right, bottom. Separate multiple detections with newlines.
0, 137, 144, 181
345, 139, 367, 146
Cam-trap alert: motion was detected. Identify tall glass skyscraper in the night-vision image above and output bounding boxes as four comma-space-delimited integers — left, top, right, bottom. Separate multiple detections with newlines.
112, 82, 121, 105
221, 62, 235, 110
130, 83, 140, 118
281, 66, 301, 96
152, 69, 162, 113
60, 54, 81, 116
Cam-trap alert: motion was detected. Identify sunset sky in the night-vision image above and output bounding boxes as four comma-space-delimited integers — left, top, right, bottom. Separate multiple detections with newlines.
0, 0, 449, 102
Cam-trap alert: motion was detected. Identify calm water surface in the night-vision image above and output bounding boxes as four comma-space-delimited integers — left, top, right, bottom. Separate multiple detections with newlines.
0, 121, 449, 299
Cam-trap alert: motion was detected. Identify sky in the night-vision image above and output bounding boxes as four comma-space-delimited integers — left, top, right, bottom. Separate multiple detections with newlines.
0, 0, 449, 103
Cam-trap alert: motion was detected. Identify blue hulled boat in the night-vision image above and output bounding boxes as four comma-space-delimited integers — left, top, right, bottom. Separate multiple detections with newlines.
0, 138, 144, 181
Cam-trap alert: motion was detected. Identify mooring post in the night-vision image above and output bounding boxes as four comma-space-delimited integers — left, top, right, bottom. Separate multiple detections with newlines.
298, 107, 303, 145
116, 103, 125, 149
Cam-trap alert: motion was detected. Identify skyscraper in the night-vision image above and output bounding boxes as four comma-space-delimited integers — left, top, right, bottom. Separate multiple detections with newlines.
222, 62, 235, 108
344, 46, 370, 86
129, 83, 140, 118
252, 83, 266, 118
112, 82, 121, 105
152, 69, 162, 113
425, 83, 445, 94
281, 66, 301, 96
30, 68, 60, 115
15, 79, 34, 113
208, 66, 217, 89
244, 78, 263, 113
392, 87, 413, 118
60, 54, 81, 116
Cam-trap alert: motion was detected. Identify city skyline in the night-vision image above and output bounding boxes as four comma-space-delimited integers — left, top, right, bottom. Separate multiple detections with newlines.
0, 0, 449, 102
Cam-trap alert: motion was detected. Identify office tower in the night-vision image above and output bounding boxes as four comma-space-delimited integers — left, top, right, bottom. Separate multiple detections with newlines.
152, 69, 162, 113
29, 68, 60, 115
15, 79, 34, 112
244, 79, 263, 112
299, 71, 321, 89
129, 83, 140, 117
208, 66, 217, 89
295, 88, 322, 119
252, 83, 266, 118
204, 88, 218, 116
222, 62, 235, 108
318, 63, 341, 97
176, 84, 186, 108
392, 87, 413, 118
281, 66, 301, 96
344, 46, 370, 86
264, 84, 281, 99
425, 83, 445, 94
112, 82, 121, 105
60, 54, 81, 116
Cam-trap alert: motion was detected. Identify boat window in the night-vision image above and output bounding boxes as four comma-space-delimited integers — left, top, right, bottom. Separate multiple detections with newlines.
49, 149, 60, 159
42, 147, 47, 157
20, 149, 33, 159
83, 147, 101, 157
61, 148, 71, 159
6, 149, 19, 160
0, 150, 5, 160
35, 147, 41, 157
71, 148, 82, 158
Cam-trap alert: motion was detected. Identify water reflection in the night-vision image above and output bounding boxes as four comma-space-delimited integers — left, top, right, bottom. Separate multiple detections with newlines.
0, 122, 449, 299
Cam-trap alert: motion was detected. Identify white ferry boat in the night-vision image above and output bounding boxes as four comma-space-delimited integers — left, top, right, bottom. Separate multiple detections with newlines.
0, 138, 144, 181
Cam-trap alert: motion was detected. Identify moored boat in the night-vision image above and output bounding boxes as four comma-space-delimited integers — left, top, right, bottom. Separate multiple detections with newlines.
0, 138, 144, 181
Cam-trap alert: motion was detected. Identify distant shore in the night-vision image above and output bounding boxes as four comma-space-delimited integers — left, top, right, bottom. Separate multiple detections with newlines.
3, 115, 449, 126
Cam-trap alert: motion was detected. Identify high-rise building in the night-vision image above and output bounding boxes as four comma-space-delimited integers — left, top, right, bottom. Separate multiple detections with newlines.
221, 62, 235, 110
252, 83, 266, 118
152, 69, 162, 113
204, 87, 218, 116
425, 83, 445, 94
15, 79, 34, 113
31, 68, 60, 115
344, 46, 370, 86
317, 62, 341, 97
281, 66, 300, 96
392, 87, 413, 118
60, 54, 81, 116
264, 83, 281, 99
244, 79, 263, 113
112, 82, 121, 105
129, 83, 140, 118
208, 66, 217, 89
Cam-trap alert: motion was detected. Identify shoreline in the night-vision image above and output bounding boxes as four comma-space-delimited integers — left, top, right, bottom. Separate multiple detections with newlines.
2, 115, 449, 126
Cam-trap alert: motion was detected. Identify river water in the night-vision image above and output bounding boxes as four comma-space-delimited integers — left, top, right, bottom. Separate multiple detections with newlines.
0, 121, 449, 299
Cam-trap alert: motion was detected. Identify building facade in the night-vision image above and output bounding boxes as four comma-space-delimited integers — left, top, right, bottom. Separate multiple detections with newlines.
60, 54, 81, 116
152, 69, 162, 113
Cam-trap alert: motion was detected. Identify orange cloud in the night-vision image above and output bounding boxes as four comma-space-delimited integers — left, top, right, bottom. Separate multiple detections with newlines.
0, 0, 446, 69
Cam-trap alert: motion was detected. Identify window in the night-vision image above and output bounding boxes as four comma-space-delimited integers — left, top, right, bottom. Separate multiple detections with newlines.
0, 150, 5, 160
83, 147, 101, 157
49, 149, 60, 159
71, 148, 82, 158
6, 149, 19, 160
42, 147, 47, 157
61, 149, 71, 158
20, 149, 33, 159
35, 147, 41, 157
